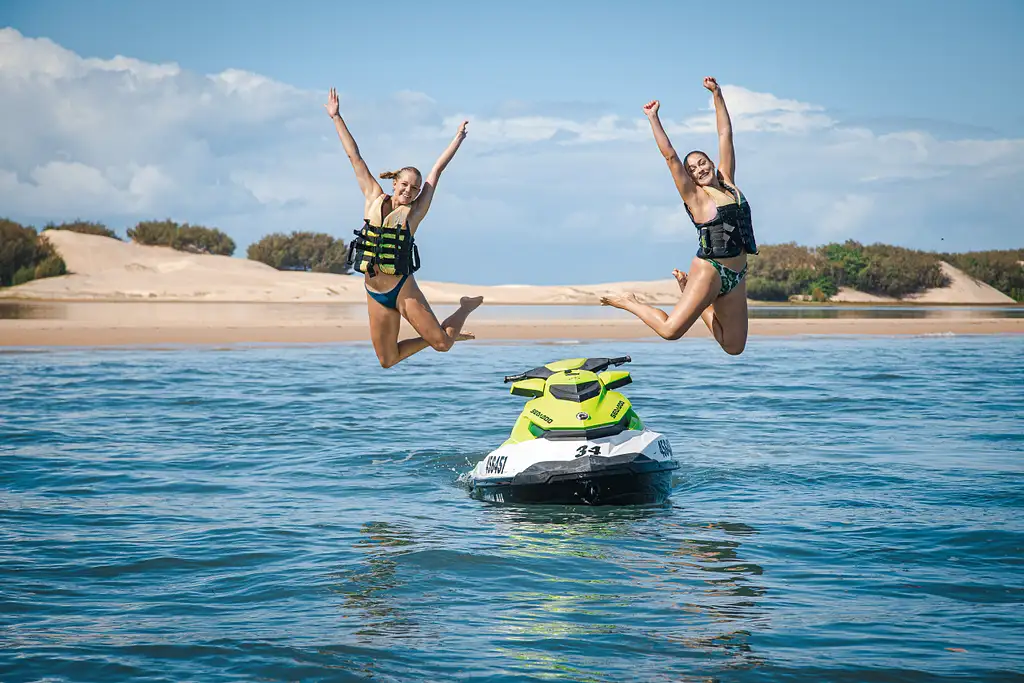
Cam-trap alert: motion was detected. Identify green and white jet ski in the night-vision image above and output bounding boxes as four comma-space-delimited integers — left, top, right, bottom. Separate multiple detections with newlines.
470, 356, 679, 505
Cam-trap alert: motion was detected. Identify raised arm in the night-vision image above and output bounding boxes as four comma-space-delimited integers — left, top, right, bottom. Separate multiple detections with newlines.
324, 87, 384, 203
408, 120, 468, 228
704, 77, 735, 183
644, 100, 700, 208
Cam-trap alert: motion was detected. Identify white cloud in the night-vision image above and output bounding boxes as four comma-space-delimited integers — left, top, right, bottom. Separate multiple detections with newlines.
820, 194, 877, 240
1, 26, 1022, 284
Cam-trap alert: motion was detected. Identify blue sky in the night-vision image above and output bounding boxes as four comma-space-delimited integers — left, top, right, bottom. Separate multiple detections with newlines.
2, 0, 1022, 284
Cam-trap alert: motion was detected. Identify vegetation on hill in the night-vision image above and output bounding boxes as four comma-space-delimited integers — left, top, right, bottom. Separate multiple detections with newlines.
42, 220, 120, 240
127, 219, 236, 256
4, 213, 1021, 301
246, 231, 351, 274
0, 219, 68, 287
748, 241, 950, 301
940, 249, 1024, 302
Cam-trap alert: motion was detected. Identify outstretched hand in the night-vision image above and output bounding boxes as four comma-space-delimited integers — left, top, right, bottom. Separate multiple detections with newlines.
324, 87, 340, 118
703, 77, 720, 94
642, 100, 660, 118
456, 120, 469, 138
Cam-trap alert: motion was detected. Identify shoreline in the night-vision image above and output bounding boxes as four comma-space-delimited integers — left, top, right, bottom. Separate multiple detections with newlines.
0, 297, 1021, 308
2, 315, 1020, 347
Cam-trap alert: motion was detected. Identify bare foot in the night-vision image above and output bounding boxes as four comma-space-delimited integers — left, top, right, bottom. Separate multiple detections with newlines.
600, 292, 641, 310
672, 268, 688, 292
460, 295, 484, 312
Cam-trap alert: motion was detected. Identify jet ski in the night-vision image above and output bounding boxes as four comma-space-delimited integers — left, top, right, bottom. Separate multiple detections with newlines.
469, 356, 679, 505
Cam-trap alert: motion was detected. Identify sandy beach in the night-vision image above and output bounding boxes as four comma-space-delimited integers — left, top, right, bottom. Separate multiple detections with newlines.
2, 301, 1020, 347
0, 231, 1020, 346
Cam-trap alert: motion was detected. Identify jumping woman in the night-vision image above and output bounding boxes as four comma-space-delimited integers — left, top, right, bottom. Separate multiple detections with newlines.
601, 77, 758, 355
325, 87, 483, 368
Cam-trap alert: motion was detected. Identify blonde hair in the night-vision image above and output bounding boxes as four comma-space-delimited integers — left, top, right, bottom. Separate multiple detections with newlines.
379, 166, 422, 181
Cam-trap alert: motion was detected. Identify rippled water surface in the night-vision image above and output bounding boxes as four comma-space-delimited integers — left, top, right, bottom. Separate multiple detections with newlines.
2, 336, 1022, 682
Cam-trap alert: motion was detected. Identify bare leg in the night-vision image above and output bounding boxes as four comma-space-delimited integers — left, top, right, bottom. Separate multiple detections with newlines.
600, 258, 720, 341
398, 278, 483, 353
366, 277, 481, 368
366, 293, 434, 368
703, 278, 749, 355
670, 265, 748, 355
673, 267, 718, 335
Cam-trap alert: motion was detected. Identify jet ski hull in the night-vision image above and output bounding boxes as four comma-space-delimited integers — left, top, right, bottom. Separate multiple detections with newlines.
470, 429, 678, 506
472, 453, 677, 505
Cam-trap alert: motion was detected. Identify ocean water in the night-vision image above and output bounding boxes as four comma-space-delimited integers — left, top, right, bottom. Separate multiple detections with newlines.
1, 335, 1022, 682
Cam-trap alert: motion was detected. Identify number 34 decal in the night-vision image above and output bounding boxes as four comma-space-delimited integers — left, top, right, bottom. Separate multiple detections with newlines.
575, 445, 602, 457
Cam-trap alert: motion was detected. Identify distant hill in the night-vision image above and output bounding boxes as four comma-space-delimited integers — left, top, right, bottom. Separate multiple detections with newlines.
1, 230, 1017, 305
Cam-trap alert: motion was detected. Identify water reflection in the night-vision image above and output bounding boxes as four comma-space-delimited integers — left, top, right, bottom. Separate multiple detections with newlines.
477, 505, 769, 675
326, 520, 419, 643
660, 520, 769, 671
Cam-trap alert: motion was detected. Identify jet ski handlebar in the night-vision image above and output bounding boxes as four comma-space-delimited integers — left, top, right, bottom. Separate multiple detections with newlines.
503, 356, 631, 383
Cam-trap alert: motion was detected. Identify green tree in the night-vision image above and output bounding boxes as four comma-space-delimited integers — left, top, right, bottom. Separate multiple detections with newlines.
127, 219, 178, 247
247, 231, 351, 274
0, 219, 39, 286
127, 219, 235, 256
941, 249, 1024, 301
0, 218, 68, 287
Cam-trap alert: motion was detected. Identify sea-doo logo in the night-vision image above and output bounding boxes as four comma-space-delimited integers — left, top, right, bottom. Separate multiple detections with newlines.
658, 439, 673, 457
576, 412, 589, 421
530, 409, 553, 424
610, 400, 625, 419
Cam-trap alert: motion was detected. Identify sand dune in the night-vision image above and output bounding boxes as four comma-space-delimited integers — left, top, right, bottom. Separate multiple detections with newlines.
831, 262, 1014, 305
904, 262, 1015, 304
1, 231, 1016, 305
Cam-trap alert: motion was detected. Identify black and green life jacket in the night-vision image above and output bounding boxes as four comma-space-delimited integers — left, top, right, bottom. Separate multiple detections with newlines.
684, 182, 758, 260
346, 194, 421, 276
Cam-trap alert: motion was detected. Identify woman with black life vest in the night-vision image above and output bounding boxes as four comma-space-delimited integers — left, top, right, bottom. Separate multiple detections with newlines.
325, 87, 483, 368
601, 77, 757, 355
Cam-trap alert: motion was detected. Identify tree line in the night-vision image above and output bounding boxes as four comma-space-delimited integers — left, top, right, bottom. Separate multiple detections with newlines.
745, 241, 1023, 301
0, 218, 353, 287
1, 217, 1021, 301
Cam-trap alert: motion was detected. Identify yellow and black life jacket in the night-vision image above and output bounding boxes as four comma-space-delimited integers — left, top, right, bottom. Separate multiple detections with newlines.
346, 194, 421, 276
684, 182, 758, 259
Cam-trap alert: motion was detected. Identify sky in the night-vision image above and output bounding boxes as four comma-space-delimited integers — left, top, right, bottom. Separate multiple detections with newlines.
2, 0, 1022, 285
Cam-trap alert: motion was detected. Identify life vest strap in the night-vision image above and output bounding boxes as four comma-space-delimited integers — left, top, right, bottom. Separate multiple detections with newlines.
346, 219, 421, 276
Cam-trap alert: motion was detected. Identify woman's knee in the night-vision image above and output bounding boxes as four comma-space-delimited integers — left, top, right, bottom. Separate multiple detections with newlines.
377, 351, 400, 368
722, 337, 747, 355
716, 331, 749, 356
659, 318, 690, 341
425, 332, 453, 352
662, 325, 686, 341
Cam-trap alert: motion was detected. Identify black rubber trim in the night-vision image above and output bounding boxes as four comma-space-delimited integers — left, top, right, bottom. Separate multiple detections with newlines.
603, 376, 632, 391
548, 381, 601, 403
539, 414, 630, 441
470, 445, 679, 505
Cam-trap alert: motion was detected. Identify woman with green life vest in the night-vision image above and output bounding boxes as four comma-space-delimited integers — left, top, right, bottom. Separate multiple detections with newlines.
325, 87, 483, 368
601, 77, 757, 355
